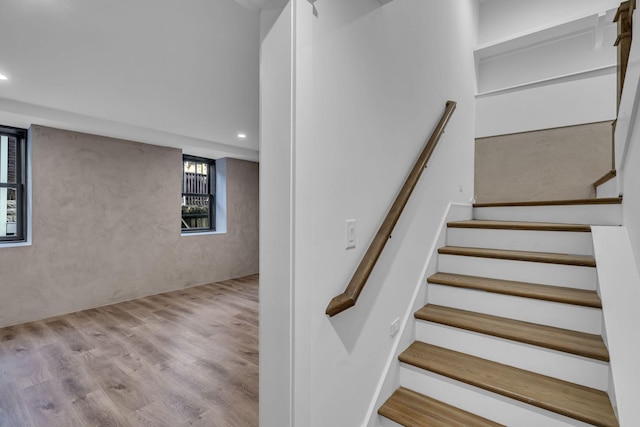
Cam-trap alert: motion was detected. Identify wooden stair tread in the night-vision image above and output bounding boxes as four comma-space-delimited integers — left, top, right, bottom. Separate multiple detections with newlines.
415, 305, 609, 361
399, 342, 618, 427
473, 197, 622, 208
427, 272, 602, 308
447, 220, 591, 232
378, 387, 504, 427
438, 246, 596, 267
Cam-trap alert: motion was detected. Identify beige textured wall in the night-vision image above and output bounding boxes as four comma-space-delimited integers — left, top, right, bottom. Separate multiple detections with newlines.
475, 122, 613, 203
0, 126, 258, 328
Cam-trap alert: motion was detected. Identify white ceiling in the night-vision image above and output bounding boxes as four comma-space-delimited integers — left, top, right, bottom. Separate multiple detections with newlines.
0, 0, 262, 161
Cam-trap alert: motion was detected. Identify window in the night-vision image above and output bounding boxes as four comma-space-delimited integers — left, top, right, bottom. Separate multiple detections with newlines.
0, 126, 27, 243
181, 155, 215, 232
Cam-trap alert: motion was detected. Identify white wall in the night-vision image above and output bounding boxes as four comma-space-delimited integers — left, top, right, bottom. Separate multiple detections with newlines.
477, 24, 616, 94
612, 9, 640, 264
260, 0, 477, 425
621, 58, 640, 274
477, 0, 621, 46
476, 72, 616, 137
259, 2, 294, 426
616, 8, 640, 196
592, 227, 640, 426
475, 1, 618, 137
260, 0, 289, 42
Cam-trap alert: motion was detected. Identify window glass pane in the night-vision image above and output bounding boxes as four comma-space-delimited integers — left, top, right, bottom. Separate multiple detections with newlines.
0, 187, 17, 237
181, 195, 210, 229
184, 161, 195, 174
198, 165, 208, 192
183, 160, 208, 195
0, 135, 17, 184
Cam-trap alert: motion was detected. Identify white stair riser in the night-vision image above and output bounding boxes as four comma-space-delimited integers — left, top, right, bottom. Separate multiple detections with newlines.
400, 365, 595, 427
438, 254, 597, 290
473, 205, 622, 225
415, 322, 609, 390
379, 417, 403, 427
595, 177, 618, 199
427, 284, 602, 334
447, 228, 593, 255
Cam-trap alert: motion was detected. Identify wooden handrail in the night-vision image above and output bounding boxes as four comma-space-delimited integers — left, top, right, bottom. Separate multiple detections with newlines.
325, 100, 457, 317
616, 1, 635, 110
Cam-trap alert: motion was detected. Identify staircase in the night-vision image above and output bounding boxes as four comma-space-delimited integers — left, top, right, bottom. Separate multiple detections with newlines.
378, 198, 622, 426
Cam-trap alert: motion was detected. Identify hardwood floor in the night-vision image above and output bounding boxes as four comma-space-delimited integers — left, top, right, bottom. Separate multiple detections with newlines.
0, 275, 259, 427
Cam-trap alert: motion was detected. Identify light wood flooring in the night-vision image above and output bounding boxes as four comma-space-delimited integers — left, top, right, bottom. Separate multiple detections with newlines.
0, 274, 259, 427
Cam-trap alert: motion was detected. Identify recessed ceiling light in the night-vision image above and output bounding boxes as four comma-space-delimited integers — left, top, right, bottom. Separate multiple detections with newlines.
0, 74, 7, 81
237, 133, 247, 139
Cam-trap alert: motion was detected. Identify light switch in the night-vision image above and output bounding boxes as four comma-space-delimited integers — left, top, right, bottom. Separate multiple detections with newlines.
390, 317, 400, 337
346, 219, 356, 249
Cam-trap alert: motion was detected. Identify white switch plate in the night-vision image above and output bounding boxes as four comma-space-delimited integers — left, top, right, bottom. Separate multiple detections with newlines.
346, 219, 356, 249
390, 317, 400, 337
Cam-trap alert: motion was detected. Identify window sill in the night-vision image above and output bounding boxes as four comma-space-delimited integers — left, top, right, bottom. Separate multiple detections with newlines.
0, 240, 32, 248
181, 230, 226, 237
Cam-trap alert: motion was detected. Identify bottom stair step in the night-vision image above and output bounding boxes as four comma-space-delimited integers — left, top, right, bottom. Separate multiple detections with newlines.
399, 342, 618, 427
379, 387, 503, 427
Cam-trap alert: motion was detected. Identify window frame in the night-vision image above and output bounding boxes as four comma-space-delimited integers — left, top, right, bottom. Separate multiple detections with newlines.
0, 125, 27, 243
181, 154, 216, 233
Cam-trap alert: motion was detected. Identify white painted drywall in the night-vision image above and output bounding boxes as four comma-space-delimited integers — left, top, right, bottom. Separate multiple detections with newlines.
616, 9, 640, 194
259, 1, 294, 426
615, 9, 640, 272
260, 0, 290, 43
621, 67, 640, 273
476, 72, 616, 137
262, 0, 476, 425
477, 27, 616, 94
592, 227, 640, 426
477, 0, 621, 46
474, 0, 618, 137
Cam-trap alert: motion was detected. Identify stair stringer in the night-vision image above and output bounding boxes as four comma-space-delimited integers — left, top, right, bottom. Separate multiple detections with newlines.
593, 226, 640, 426
361, 203, 473, 427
